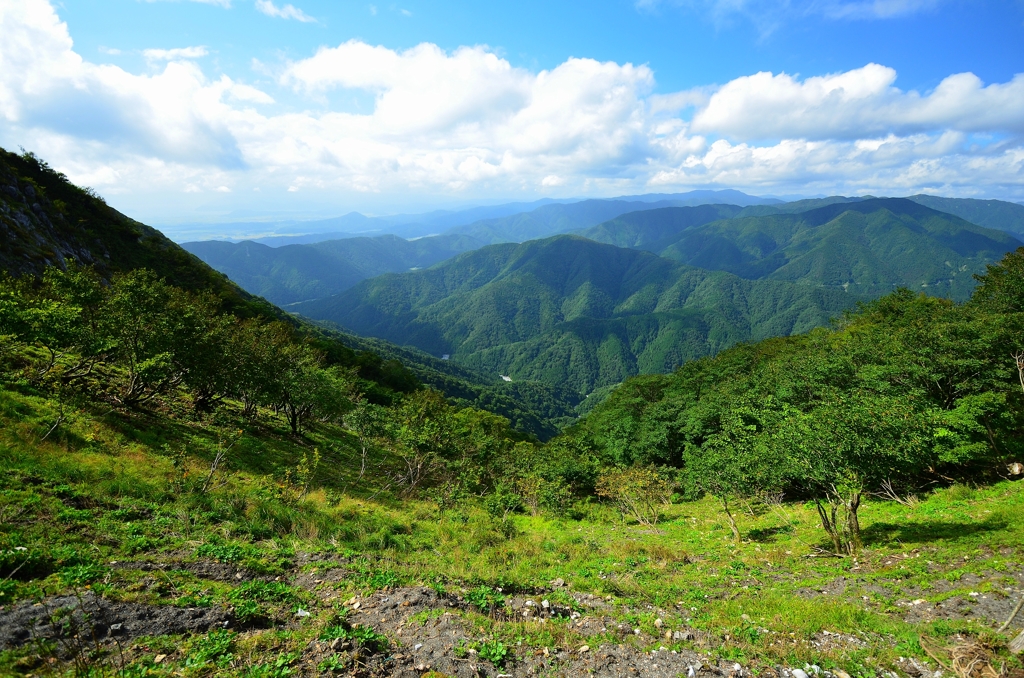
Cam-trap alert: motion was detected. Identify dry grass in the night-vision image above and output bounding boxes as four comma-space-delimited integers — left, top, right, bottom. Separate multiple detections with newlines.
922, 636, 1006, 678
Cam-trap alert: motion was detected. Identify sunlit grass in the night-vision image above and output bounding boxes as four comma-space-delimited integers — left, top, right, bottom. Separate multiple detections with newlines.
1, 384, 1023, 675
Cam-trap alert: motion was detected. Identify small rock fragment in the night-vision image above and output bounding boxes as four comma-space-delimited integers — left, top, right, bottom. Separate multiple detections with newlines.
579, 645, 590, 653
153, 655, 167, 664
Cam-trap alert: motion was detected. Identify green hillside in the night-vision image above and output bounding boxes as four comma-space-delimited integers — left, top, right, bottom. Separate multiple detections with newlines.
3, 147, 1024, 677
908, 193, 1024, 236
0, 149, 275, 319
579, 203, 744, 248
293, 236, 861, 393
0, 146, 570, 438
182, 233, 483, 305
592, 198, 1020, 300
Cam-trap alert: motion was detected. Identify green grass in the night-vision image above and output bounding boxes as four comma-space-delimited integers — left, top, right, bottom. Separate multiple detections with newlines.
1, 384, 1022, 676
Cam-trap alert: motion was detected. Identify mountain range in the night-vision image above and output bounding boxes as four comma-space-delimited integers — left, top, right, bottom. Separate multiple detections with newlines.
182, 233, 484, 305
181, 192, 776, 304
292, 198, 1022, 394
582, 198, 1018, 300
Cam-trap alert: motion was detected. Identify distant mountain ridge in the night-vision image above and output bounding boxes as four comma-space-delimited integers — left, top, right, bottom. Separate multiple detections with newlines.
182, 190, 779, 304
293, 198, 1022, 393
906, 194, 1024, 237
214, 188, 774, 246
446, 191, 777, 245
181, 233, 484, 305
584, 198, 1020, 300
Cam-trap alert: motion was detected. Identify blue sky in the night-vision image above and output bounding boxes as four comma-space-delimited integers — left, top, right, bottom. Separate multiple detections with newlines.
1, 0, 1022, 235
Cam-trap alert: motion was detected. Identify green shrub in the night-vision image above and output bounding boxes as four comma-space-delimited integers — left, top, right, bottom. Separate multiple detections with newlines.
477, 639, 509, 667
244, 652, 298, 678
466, 585, 505, 612
185, 629, 235, 668
58, 562, 105, 587
349, 626, 388, 652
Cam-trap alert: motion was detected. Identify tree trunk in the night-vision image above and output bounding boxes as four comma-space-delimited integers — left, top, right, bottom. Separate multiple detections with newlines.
815, 499, 844, 554
845, 491, 862, 554
285, 403, 299, 435
722, 496, 741, 542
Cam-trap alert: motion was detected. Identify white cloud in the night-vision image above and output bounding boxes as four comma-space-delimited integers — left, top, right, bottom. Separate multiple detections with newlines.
142, 46, 209, 61
1, 0, 1022, 222
690, 64, 1024, 141
98, 46, 121, 55
254, 0, 315, 22
226, 81, 274, 104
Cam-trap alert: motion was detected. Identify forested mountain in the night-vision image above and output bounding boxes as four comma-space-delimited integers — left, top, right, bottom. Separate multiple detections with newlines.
182, 233, 483, 305
907, 194, 1024, 237
586, 198, 1021, 300
296, 200, 1021, 393
579, 204, 745, 248
722, 193, 1024, 238
293, 235, 862, 393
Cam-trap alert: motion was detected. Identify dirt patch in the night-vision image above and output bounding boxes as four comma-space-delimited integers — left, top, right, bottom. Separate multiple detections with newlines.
109, 558, 265, 583
306, 587, 751, 677
0, 592, 231, 650
902, 590, 1024, 629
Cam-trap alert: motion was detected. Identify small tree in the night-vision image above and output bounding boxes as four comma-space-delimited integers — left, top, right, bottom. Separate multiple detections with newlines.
596, 466, 673, 526
683, 399, 795, 542
100, 270, 180, 406
781, 394, 930, 555
226, 320, 293, 418
386, 390, 459, 495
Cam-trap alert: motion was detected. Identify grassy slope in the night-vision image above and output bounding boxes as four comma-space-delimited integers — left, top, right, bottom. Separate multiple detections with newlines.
1, 384, 1022, 676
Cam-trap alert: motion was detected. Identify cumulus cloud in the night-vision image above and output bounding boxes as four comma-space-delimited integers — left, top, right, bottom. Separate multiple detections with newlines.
255, 0, 315, 22
691, 64, 1024, 140
0, 0, 1022, 220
